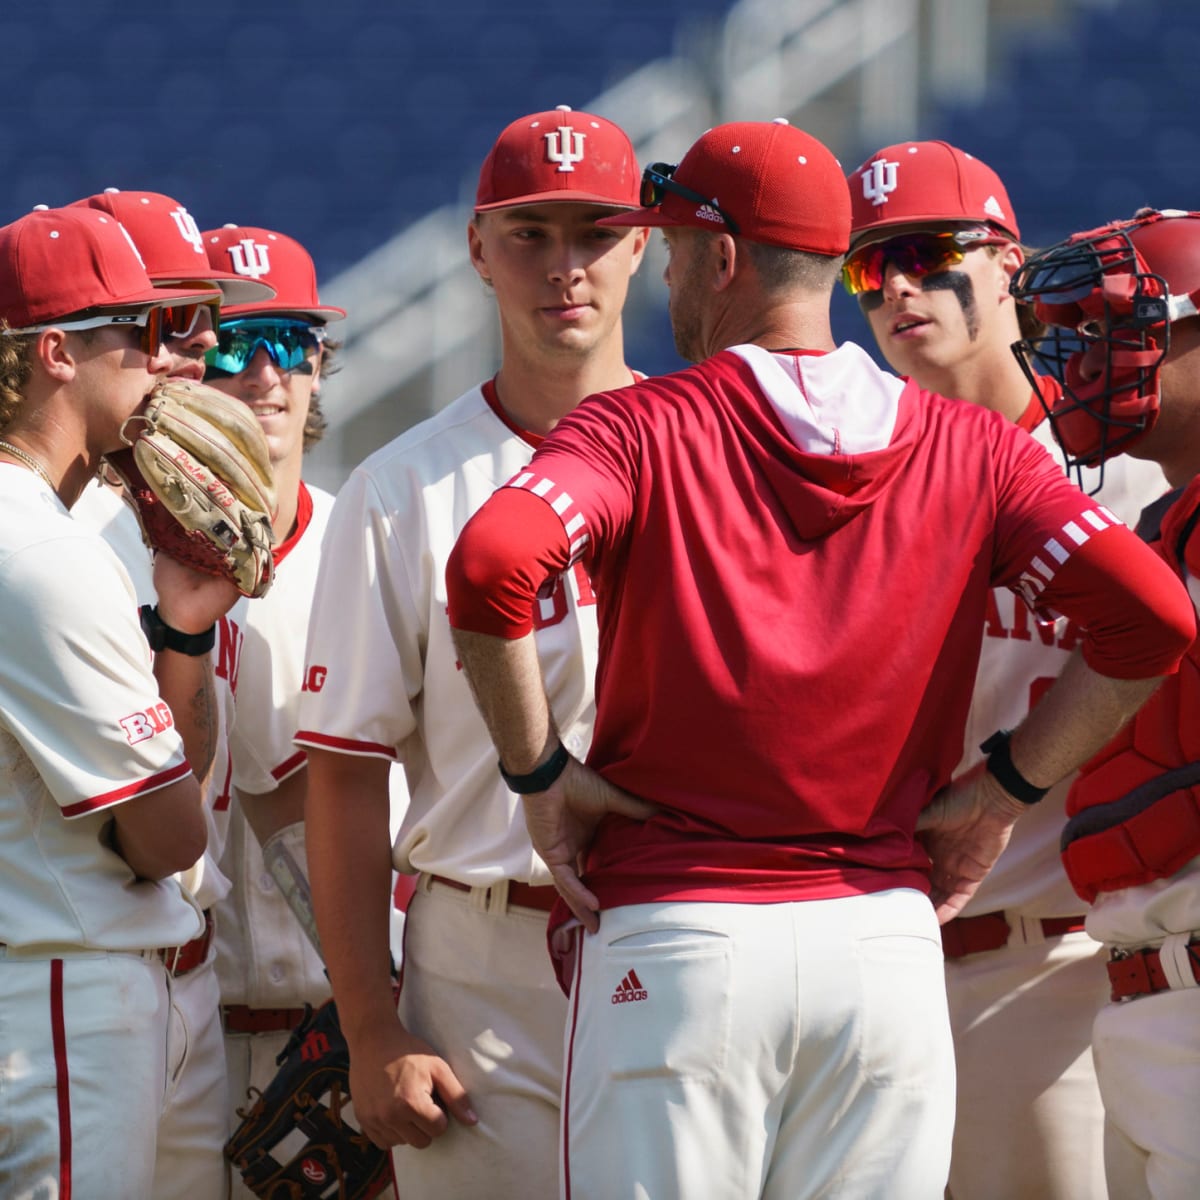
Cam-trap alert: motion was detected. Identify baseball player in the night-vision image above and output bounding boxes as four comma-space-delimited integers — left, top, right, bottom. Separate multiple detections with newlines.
843, 142, 1168, 1199
1011, 208, 1200, 1200
295, 106, 648, 1197
68, 189, 275, 1200
194, 225, 363, 1197
0, 206, 236, 1198
442, 119, 1196, 1200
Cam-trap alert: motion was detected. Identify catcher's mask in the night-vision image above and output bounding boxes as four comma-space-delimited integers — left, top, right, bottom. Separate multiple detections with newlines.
1010, 209, 1200, 488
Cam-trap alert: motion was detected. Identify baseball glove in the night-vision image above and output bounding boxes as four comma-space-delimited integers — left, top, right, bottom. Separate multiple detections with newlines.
225, 998, 392, 1200
104, 378, 277, 598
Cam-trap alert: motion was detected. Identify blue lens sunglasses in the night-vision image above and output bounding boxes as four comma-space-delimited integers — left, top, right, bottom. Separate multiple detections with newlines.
204, 317, 325, 378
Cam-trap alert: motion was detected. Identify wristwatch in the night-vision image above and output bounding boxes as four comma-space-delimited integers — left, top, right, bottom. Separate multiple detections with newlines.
499, 741, 570, 794
139, 604, 216, 657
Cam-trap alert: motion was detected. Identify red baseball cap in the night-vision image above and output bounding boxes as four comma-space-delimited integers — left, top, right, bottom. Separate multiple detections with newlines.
601, 119, 850, 254
847, 141, 1020, 246
475, 104, 640, 211
0, 206, 219, 330
201, 226, 346, 323
72, 190, 275, 305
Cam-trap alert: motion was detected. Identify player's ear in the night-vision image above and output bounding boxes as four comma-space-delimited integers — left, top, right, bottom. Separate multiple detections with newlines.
37, 328, 77, 382
467, 217, 492, 286
712, 232, 738, 293
628, 226, 651, 277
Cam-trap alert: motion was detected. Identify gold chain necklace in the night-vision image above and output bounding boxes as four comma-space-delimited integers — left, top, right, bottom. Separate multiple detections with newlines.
0, 438, 55, 492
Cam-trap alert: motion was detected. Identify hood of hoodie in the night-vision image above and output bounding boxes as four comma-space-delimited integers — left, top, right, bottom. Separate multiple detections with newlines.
721, 340, 920, 541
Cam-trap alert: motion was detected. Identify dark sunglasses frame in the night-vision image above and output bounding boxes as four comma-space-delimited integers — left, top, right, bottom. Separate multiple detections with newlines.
641, 162, 740, 235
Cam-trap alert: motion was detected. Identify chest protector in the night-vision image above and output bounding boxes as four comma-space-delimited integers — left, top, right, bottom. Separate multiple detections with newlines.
1061, 480, 1200, 902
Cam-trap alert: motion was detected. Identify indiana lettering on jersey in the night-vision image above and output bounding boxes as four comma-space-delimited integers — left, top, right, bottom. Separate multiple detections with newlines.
532, 560, 597, 631
120, 702, 174, 745
983, 590, 1083, 653
215, 613, 244, 696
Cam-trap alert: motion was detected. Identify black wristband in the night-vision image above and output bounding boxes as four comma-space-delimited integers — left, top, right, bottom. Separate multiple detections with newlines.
980, 729, 1050, 805
499, 742, 570, 794
139, 604, 216, 657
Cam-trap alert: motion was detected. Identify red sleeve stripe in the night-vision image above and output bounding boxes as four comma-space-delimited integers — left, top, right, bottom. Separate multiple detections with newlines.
1017, 506, 1121, 604
293, 731, 398, 760
62, 759, 192, 817
271, 750, 308, 782
507, 472, 590, 558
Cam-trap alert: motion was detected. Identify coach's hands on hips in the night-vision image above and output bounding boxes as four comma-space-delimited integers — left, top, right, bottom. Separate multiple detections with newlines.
916, 762, 1029, 923
348, 1017, 477, 1150
522, 755, 658, 933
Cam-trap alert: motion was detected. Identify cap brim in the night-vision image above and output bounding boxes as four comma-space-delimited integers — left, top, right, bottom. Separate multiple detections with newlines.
152, 272, 277, 305
848, 217, 1019, 250
217, 301, 347, 323
475, 191, 640, 213
597, 206, 683, 229
101, 282, 222, 308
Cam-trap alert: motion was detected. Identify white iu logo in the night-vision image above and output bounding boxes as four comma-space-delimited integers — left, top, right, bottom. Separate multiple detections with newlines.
545, 125, 586, 173
861, 158, 899, 207
228, 238, 271, 279
169, 206, 204, 254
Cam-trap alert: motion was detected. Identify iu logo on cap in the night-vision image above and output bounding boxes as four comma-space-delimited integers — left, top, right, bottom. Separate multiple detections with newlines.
169, 207, 204, 254
546, 125, 585, 173
228, 238, 271, 279
861, 158, 899, 208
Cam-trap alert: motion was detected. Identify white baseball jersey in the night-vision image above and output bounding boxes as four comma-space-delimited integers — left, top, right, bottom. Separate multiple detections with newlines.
215, 482, 334, 1007
71, 481, 239, 911
295, 384, 599, 883
0, 467, 202, 950
955, 418, 1168, 917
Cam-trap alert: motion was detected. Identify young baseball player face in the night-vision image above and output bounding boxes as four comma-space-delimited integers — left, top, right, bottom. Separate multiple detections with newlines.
161, 303, 218, 382
65, 318, 173, 448
468, 202, 648, 364
203, 323, 322, 470
857, 228, 1022, 382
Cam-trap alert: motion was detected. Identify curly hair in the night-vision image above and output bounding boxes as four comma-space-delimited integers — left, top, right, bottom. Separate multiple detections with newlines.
0, 323, 36, 431
304, 335, 342, 451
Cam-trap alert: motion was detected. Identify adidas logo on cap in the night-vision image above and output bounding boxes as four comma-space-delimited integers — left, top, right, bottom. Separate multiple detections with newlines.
695, 204, 724, 225
983, 195, 1007, 223
611, 969, 648, 1004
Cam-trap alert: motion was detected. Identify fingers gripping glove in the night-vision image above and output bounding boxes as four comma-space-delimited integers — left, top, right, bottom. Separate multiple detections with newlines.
103, 379, 278, 598
224, 998, 393, 1199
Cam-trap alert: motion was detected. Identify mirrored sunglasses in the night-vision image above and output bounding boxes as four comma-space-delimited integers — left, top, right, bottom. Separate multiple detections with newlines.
640, 162, 740, 234
204, 318, 325, 378
841, 228, 1008, 304
162, 288, 222, 342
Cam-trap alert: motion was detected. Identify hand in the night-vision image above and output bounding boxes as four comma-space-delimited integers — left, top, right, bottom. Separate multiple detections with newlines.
522, 755, 658, 933
152, 551, 241, 633
916, 763, 1030, 923
348, 1019, 477, 1150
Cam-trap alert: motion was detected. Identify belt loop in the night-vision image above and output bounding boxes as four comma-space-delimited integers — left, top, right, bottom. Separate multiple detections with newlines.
1160, 933, 1200, 991
1015, 915, 1046, 947
487, 880, 511, 915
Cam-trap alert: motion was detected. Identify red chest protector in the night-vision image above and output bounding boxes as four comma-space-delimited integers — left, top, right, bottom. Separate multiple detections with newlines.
1061, 478, 1200, 902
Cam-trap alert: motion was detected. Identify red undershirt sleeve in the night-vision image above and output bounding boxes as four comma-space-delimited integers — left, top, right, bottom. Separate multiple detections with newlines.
446, 488, 574, 638
1037, 524, 1195, 679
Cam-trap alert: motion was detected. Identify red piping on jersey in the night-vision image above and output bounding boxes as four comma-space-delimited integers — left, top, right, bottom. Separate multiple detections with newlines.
271, 481, 314, 567
51, 959, 72, 1199
482, 379, 544, 449
293, 730, 398, 760
62, 759, 192, 817
270, 749, 308, 782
